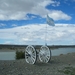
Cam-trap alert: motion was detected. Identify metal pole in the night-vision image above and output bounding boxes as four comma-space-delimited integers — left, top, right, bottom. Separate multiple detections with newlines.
45, 24, 47, 46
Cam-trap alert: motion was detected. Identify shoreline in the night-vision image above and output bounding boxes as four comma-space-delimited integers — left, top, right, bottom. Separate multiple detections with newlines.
0, 52, 75, 75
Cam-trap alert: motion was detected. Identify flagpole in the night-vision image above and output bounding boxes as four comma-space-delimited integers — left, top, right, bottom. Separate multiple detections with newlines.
45, 14, 48, 46
45, 23, 47, 46
45, 14, 55, 46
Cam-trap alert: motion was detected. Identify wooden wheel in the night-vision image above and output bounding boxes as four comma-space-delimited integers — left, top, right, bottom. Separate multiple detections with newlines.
39, 45, 51, 63
25, 45, 36, 64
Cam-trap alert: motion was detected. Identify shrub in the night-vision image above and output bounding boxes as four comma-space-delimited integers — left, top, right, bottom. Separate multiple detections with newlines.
16, 51, 25, 59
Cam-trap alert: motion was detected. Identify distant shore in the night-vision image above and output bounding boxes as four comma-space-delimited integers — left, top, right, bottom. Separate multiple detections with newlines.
0, 44, 75, 52
0, 52, 75, 75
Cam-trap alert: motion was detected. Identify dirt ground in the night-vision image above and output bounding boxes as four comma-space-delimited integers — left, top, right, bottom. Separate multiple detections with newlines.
0, 52, 75, 75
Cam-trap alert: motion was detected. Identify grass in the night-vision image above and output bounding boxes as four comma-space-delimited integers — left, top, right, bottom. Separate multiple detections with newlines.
16, 51, 25, 59
58, 66, 75, 75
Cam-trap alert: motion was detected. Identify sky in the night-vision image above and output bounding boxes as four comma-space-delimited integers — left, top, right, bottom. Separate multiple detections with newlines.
0, 0, 75, 45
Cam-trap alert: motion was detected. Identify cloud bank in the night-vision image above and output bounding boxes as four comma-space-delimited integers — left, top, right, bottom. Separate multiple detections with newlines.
0, 24, 75, 45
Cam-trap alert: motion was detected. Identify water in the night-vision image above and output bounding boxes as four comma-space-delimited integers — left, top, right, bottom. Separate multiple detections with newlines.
0, 47, 75, 60
51, 47, 75, 56
0, 51, 16, 60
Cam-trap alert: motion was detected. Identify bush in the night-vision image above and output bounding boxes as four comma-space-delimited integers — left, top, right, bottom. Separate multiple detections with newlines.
16, 51, 25, 59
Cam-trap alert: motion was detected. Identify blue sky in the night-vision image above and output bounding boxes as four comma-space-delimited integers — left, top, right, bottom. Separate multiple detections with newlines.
0, 0, 75, 45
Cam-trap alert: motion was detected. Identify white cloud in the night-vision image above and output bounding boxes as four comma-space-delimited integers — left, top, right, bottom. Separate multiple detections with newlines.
12, 24, 17, 27
0, 23, 6, 27
48, 10, 71, 20
0, 0, 71, 20
52, 1, 60, 7
0, 24, 75, 45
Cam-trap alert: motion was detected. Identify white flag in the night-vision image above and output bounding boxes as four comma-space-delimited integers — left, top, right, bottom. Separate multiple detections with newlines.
46, 15, 55, 26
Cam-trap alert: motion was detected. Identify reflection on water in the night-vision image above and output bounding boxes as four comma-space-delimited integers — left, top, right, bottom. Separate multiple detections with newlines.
0, 51, 16, 60
0, 47, 75, 60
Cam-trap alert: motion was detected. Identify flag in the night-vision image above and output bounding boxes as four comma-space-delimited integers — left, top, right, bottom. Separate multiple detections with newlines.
46, 15, 55, 26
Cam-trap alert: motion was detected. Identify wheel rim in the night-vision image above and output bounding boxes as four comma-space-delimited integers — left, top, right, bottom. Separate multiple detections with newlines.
25, 45, 36, 64
39, 45, 50, 63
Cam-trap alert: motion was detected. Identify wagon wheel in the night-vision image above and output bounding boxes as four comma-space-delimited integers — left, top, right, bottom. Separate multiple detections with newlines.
25, 45, 36, 64
39, 45, 51, 63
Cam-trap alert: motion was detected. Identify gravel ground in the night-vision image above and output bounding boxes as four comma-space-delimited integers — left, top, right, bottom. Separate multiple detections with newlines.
0, 52, 75, 75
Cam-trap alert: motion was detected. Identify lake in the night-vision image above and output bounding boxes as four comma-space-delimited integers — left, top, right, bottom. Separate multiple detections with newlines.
52, 47, 75, 56
0, 47, 75, 60
0, 51, 16, 60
